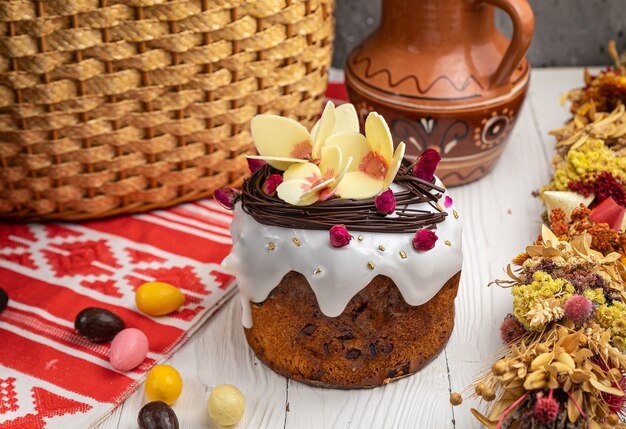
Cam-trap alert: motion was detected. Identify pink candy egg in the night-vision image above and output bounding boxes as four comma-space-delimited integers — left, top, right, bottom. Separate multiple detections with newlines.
109, 328, 148, 371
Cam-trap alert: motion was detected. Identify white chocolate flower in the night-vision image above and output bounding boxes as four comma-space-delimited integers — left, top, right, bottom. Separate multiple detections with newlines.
330, 112, 406, 199
247, 102, 359, 170
276, 146, 353, 206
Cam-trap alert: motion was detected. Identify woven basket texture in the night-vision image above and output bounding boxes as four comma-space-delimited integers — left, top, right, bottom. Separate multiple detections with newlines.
0, 0, 335, 221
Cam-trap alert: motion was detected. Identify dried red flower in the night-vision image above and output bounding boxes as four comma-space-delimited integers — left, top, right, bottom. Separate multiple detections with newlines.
329, 225, 352, 248
412, 148, 441, 182
214, 188, 240, 210
533, 391, 559, 423
374, 189, 396, 215
563, 295, 593, 324
262, 174, 283, 196
500, 313, 525, 344
247, 158, 266, 174
568, 171, 626, 207
412, 229, 438, 251
602, 374, 626, 417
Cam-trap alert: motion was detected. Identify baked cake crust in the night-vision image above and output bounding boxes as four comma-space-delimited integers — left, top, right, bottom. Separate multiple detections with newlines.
244, 270, 461, 388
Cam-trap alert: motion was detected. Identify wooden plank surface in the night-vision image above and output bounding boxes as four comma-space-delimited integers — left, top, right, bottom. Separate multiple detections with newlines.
96, 68, 589, 429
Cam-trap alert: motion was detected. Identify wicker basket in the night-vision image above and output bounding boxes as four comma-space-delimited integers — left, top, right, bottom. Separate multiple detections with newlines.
0, 0, 335, 221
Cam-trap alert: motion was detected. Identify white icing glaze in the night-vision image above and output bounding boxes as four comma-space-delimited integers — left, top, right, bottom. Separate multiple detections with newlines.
221, 180, 463, 327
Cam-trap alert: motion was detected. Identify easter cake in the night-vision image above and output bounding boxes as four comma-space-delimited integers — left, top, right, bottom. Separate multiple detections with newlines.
221, 103, 463, 388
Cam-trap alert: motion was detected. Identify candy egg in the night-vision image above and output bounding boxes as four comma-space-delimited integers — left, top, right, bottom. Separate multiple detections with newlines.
208, 384, 245, 427
138, 401, 179, 429
136, 282, 185, 316
145, 365, 183, 405
0, 288, 7, 314
109, 328, 148, 371
75, 307, 125, 342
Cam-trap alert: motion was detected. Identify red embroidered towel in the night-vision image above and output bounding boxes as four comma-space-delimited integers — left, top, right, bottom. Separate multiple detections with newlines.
0, 200, 235, 428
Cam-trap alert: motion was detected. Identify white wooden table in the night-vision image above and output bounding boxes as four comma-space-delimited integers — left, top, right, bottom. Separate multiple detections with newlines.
97, 68, 590, 429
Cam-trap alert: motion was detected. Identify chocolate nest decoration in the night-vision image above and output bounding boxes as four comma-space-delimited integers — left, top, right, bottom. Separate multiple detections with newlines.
240, 163, 448, 233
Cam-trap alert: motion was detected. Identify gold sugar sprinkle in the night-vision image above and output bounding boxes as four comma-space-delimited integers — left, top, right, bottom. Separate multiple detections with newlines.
378, 245, 385, 251
435, 203, 444, 211
367, 261, 375, 270
399, 250, 407, 259
267, 241, 276, 251
358, 235, 363, 241
292, 238, 301, 246
314, 267, 322, 274
445, 240, 452, 246
453, 210, 459, 219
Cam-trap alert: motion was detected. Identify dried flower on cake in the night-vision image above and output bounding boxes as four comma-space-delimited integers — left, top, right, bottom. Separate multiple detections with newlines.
262, 174, 283, 196
412, 148, 441, 182
374, 189, 396, 215
412, 229, 438, 251
329, 225, 352, 248
247, 158, 266, 174
214, 188, 240, 210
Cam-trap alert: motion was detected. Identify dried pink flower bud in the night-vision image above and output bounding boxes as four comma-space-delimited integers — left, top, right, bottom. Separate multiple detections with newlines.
329, 225, 352, 248
563, 295, 593, 324
412, 229, 438, 251
444, 195, 453, 208
500, 313, 525, 344
262, 174, 283, 196
247, 158, 266, 174
533, 391, 559, 423
412, 148, 441, 182
374, 189, 396, 215
214, 188, 239, 210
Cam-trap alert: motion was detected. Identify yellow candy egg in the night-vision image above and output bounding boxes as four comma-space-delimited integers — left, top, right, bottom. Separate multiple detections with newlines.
207, 384, 245, 427
145, 365, 183, 405
136, 282, 185, 316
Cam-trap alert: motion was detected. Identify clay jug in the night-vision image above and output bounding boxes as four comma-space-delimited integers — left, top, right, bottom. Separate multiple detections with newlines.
345, 0, 535, 186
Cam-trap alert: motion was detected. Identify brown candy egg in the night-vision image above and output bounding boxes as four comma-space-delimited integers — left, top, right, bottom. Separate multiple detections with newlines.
74, 307, 125, 342
138, 401, 179, 429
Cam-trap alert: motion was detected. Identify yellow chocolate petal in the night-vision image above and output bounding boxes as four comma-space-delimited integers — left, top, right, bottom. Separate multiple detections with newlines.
333, 103, 360, 134
283, 162, 322, 182
311, 101, 336, 159
382, 142, 406, 190
319, 145, 342, 180
332, 156, 353, 189
245, 155, 307, 169
365, 112, 393, 162
311, 103, 360, 137
335, 171, 384, 199
325, 131, 370, 172
251, 114, 312, 170
276, 180, 313, 206
300, 178, 335, 201
326, 156, 353, 192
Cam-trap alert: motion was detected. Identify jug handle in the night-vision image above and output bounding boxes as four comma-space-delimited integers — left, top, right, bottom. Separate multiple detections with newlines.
479, 0, 535, 88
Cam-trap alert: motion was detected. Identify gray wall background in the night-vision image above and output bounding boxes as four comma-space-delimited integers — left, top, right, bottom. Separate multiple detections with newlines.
332, 0, 626, 68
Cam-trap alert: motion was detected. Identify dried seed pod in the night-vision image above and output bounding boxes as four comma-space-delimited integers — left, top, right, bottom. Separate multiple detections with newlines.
492, 360, 508, 376
482, 388, 496, 401
449, 392, 463, 406
475, 383, 487, 396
